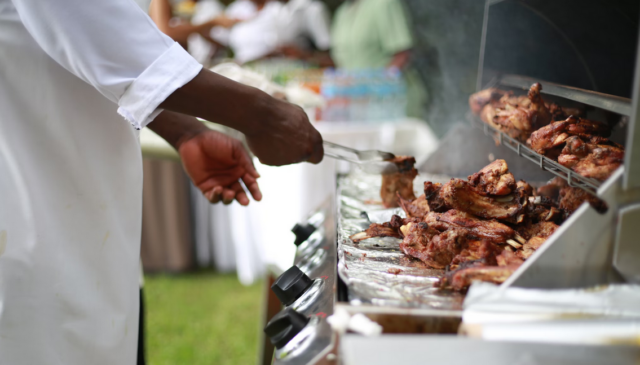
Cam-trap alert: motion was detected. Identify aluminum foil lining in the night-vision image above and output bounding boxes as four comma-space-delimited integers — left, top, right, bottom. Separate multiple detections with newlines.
337, 172, 465, 310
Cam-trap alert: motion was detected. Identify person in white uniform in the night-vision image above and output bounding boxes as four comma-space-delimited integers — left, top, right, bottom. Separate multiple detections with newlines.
0, 0, 323, 364
227, 0, 332, 64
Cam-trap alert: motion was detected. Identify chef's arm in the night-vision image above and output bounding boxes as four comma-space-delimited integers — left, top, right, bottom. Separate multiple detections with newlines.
159, 69, 323, 166
10, 0, 322, 165
388, 49, 411, 70
149, 0, 238, 44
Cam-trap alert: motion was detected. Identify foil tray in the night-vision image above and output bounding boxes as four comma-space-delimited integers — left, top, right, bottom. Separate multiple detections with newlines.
337, 172, 465, 311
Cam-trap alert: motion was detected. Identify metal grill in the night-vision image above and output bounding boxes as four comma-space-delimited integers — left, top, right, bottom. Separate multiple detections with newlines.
469, 115, 602, 195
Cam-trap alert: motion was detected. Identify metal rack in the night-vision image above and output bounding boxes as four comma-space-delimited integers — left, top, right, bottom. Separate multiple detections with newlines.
469, 114, 603, 195
499, 74, 632, 116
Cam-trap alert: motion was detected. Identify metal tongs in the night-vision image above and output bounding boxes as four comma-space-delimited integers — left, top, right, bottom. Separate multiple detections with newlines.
323, 141, 398, 174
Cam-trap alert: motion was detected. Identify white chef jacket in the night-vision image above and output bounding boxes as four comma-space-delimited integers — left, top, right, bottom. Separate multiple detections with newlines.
228, 0, 331, 64
0, 0, 202, 364
276, 0, 331, 51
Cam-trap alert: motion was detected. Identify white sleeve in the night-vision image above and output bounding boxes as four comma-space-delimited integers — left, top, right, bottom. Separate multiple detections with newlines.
11, 0, 203, 129
305, 2, 331, 51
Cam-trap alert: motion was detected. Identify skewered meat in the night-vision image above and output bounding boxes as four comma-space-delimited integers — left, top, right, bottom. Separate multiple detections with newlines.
380, 156, 417, 208
558, 185, 608, 214
527, 116, 611, 155
398, 193, 430, 219
440, 178, 522, 221
467, 159, 516, 196
423, 210, 522, 245
424, 182, 449, 213
558, 136, 624, 181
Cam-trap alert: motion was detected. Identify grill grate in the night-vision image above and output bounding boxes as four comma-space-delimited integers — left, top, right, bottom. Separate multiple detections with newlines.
470, 115, 602, 195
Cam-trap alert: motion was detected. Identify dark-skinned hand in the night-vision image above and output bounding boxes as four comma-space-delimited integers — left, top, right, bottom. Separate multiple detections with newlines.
178, 129, 261, 206
245, 98, 324, 166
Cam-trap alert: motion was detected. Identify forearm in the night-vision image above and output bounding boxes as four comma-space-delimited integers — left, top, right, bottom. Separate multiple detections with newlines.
159, 69, 273, 136
148, 110, 209, 150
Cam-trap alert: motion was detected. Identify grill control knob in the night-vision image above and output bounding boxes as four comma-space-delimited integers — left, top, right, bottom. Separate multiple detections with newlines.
292, 223, 316, 246
264, 308, 309, 349
271, 266, 313, 306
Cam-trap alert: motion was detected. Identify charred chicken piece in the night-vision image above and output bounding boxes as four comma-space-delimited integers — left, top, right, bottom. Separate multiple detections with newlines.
558, 136, 624, 181
516, 221, 559, 259
424, 182, 449, 213
350, 223, 401, 243
397, 193, 430, 219
440, 264, 520, 291
440, 178, 522, 221
399, 222, 454, 269
496, 248, 524, 267
424, 210, 523, 246
558, 186, 608, 215
488, 83, 553, 142
450, 240, 503, 268
537, 177, 567, 201
467, 159, 516, 196
468, 88, 508, 114
527, 116, 612, 155
349, 215, 414, 243
380, 156, 417, 208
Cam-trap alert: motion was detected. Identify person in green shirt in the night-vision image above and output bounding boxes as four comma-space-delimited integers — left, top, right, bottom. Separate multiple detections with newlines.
330, 0, 426, 118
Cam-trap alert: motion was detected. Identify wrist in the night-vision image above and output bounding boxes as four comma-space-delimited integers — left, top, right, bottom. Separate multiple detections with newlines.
241, 89, 279, 137
175, 121, 210, 151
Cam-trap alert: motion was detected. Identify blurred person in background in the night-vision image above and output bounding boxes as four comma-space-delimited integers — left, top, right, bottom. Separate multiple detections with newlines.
225, 0, 332, 65
149, 0, 239, 46
331, 0, 426, 118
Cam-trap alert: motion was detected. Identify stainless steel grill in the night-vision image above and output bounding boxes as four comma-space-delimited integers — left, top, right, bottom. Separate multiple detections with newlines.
260, 1, 640, 363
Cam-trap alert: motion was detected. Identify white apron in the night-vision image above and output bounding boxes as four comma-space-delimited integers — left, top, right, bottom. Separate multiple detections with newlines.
0, 0, 201, 363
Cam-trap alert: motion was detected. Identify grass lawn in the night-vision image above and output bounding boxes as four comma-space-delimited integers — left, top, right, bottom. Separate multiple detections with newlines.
144, 271, 263, 365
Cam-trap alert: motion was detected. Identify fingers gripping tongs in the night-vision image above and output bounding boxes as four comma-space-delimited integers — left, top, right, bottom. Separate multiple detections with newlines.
323, 141, 398, 174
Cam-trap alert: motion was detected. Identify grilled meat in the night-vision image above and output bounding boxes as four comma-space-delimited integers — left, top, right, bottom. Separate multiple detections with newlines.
468, 159, 516, 196
484, 83, 553, 142
424, 181, 449, 213
450, 240, 503, 268
468, 88, 508, 114
537, 177, 567, 200
355, 159, 575, 291
424, 210, 522, 245
398, 193, 430, 219
350, 223, 401, 243
496, 248, 524, 267
516, 221, 559, 259
558, 186, 608, 214
380, 156, 417, 208
558, 136, 624, 181
399, 222, 454, 269
527, 116, 611, 155
349, 214, 413, 242
440, 178, 522, 221
441, 264, 520, 291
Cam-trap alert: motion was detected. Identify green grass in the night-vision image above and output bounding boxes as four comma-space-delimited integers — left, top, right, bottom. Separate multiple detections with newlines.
144, 271, 263, 365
